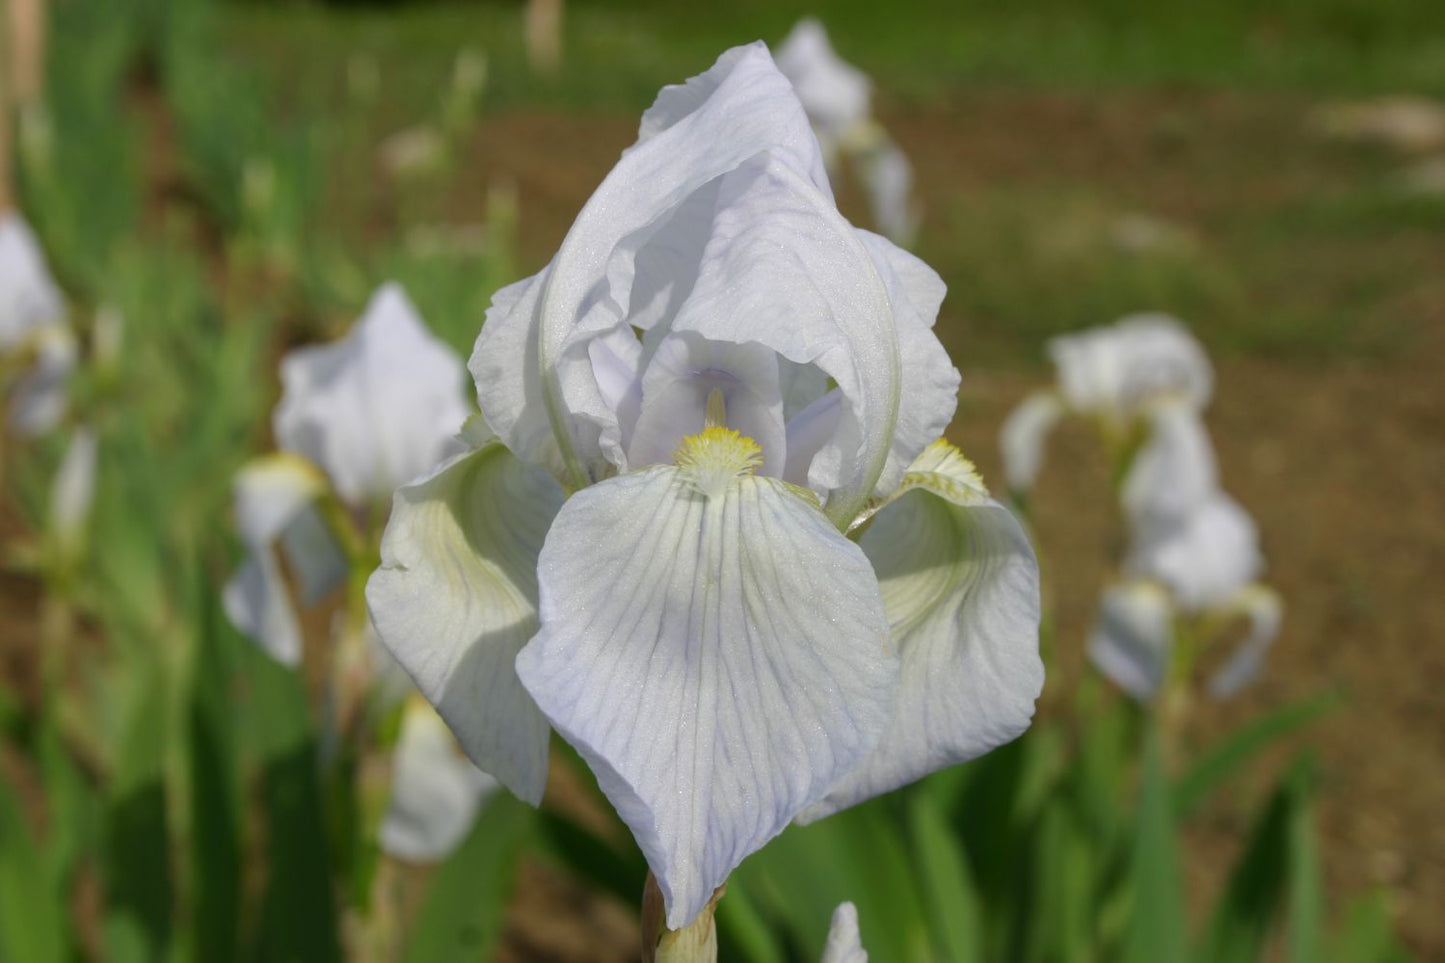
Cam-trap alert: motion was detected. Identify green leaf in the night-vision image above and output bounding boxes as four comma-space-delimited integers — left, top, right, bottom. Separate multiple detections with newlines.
907, 788, 983, 963
1174, 692, 1340, 820
246, 650, 342, 963
1330, 891, 1411, 963
0, 763, 69, 963
188, 595, 243, 963
103, 658, 175, 963
1125, 730, 1188, 963
401, 793, 534, 963
1286, 760, 1324, 963
536, 810, 646, 909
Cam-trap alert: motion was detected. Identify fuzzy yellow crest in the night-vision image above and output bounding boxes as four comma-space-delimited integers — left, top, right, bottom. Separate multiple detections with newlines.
672, 427, 764, 499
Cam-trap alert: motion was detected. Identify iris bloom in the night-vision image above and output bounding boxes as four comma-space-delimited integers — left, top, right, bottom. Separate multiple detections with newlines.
223, 283, 470, 664
368, 43, 1042, 930
1000, 313, 1213, 497
0, 211, 75, 434
775, 20, 918, 245
821, 903, 868, 963
1005, 316, 1280, 699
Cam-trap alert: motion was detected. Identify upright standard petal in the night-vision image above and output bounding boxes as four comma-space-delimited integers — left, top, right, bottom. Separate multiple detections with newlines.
515, 438, 897, 930
1048, 314, 1212, 420
476, 43, 833, 488
1127, 493, 1263, 612
1122, 398, 1218, 530
1000, 392, 1065, 492
803, 441, 1042, 821
820, 902, 869, 963
276, 283, 470, 505
379, 701, 499, 863
857, 141, 918, 246
222, 455, 331, 665
774, 19, 872, 159
1087, 580, 1175, 701
366, 440, 564, 805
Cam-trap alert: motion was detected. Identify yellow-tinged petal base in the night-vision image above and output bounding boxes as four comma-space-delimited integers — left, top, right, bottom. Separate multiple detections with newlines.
672, 427, 763, 499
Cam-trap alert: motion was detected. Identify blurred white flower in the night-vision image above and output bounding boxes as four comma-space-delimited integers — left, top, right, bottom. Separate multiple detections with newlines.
776, 19, 918, 244
1127, 492, 1262, 612
224, 284, 469, 662
820, 902, 868, 963
1000, 314, 1213, 496
368, 44, 1042, 931
378, 126, 447, 180
379, 700, 498, 863
275, 282, 470, 507
1, 211, 75, 434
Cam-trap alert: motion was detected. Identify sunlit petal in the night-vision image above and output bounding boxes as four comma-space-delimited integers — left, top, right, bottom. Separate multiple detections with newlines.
804, 441, 1041, 821
516, 459, 897, 929
366, 440, 564, 805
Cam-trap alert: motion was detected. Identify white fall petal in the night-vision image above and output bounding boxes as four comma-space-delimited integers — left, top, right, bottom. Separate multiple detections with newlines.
515, 458, 898, 930
222, 455, 336, 665
275, 282, 471, 506
803, 442, 1043, 821
1087, 580, 1175, 701
379, 701, 499, 863
1207, 584, 1284, 699
820, 902, 868, 963
367, 440, 565, 805
999, 391, 1064, 493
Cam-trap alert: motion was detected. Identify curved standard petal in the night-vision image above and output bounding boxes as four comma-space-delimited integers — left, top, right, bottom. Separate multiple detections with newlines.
1087, 580, 1175, 701
222, 454, 331, 665
379, 701, 499, 863
1127, 492, 1263, 612
477, 43, 831, 487
857, 140, 918, 246
774, 19, 872, 159
516, 457, 897, 929
1048, 314, 1212, 420
803, 441, 1042, 821
999, 391, 1065, 493
276, 282, 470, 505
366, 440, 564, 805
820, 902, 869, 963
1122, 398, 1218, 530
1208, 584, 1283, 699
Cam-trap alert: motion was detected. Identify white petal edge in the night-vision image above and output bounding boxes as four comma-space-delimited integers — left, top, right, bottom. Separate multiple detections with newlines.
1122, 398, 1218, 530
222, 454, 331, 666
1208, 584, 1283, 699
366, 439, 564, 805
516, 466, 897, 930
802, 441, 1042, 821
999, 391, 1064, 493
820, 902, 869, 963
379, 700, 499, 863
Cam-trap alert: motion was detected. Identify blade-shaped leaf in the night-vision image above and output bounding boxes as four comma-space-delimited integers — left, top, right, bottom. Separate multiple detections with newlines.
401, 793, 533, 963
1125, 730, 1187, 963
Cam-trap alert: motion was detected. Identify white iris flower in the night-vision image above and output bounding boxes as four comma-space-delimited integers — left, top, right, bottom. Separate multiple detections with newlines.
775, 20, 918, 245
367, 44, 1043, 931
223, 283, 471, 663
